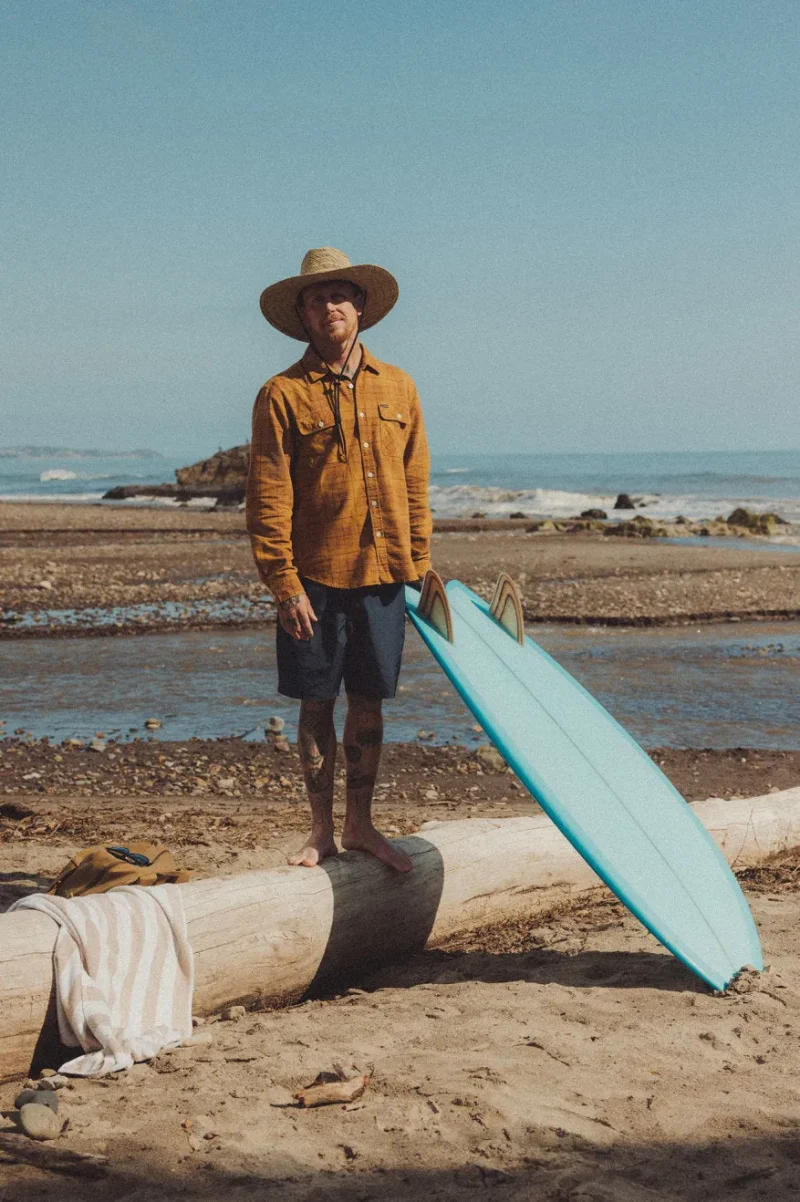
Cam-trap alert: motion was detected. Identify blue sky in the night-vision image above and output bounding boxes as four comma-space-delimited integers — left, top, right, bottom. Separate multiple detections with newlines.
3, 0, 799, 459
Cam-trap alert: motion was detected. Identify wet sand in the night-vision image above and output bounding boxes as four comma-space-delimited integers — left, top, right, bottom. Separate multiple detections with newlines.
2, 502, 800, 634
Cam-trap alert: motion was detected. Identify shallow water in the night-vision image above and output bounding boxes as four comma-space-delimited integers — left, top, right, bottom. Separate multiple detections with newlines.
3, 620, 799, 749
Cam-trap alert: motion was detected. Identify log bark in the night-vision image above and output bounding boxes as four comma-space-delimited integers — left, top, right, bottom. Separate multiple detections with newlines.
2, 788, 799, 1083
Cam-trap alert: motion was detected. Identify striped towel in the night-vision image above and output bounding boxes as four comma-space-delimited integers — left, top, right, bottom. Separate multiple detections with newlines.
10, 884, 194, 1076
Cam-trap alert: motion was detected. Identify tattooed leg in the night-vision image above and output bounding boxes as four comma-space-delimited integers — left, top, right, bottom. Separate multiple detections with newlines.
341, 694, 412, 873
289, 697, 338, 867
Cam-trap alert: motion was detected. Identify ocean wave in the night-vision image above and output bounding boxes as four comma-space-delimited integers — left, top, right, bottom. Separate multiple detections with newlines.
428, 483, 800, 523
39, 469, 121, 482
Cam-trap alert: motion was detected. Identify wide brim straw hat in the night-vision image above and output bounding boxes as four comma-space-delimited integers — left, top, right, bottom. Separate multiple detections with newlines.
260, 247, 399, 341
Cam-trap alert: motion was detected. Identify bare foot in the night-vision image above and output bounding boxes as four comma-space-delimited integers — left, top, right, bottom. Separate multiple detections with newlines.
341, 824, 413, 873
288, 831, 338, 867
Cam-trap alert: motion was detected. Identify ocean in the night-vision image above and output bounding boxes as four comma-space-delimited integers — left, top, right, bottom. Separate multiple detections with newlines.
1, 447, 800, 524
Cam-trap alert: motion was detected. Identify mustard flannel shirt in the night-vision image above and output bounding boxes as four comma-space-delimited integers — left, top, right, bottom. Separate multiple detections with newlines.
246, 344, 433, 603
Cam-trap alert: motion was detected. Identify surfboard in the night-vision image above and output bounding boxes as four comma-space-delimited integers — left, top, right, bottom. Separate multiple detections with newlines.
405, 571, 763, 991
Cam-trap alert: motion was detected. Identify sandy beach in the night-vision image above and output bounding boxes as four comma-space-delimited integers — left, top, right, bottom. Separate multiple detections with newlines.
2, 500, 800, 1199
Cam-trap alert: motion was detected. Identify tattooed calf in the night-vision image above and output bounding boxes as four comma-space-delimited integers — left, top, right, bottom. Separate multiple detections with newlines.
343, 743, 363, 764
355, 726, 383, 748
346, 773, 377, 793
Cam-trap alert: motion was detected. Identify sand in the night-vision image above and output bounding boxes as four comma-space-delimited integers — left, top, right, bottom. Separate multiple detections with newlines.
2, 501, 800, 1198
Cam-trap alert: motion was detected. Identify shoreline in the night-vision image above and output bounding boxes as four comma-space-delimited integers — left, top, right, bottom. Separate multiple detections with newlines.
3, 501, 800, 637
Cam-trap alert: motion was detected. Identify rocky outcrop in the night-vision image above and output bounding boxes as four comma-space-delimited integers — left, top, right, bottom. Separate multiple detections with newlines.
727, 508, 788, 536
176, 444, 250, 490
604, 515, 669, 539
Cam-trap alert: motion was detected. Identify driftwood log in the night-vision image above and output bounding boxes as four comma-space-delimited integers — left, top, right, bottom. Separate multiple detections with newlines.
2, 788, 799, 1083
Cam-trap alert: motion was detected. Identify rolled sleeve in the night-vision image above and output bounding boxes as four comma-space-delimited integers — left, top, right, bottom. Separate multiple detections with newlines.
246, 386, 303, 602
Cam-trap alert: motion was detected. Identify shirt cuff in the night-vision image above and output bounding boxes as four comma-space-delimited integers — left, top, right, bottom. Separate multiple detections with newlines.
266, 571, 304, 604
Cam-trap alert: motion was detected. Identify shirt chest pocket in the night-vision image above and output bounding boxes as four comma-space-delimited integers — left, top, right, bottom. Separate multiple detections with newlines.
295, 407, 343, 469
378, 403, 408, 458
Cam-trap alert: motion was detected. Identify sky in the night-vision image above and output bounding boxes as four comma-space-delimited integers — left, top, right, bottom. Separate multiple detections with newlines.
2, 0, 800, 460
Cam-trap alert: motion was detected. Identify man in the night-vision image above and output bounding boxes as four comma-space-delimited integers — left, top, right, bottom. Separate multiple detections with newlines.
247, 247, 432, 872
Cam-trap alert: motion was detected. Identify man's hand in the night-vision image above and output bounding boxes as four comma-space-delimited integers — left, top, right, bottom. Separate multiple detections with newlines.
278, 592, 318, 641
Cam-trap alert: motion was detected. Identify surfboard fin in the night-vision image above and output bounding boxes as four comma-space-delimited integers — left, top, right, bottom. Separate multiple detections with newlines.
418, 570, 454, 643
489, 573, 525, 644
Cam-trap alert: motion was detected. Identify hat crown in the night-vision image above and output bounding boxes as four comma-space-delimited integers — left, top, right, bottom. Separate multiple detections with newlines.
300, 247, 352, 276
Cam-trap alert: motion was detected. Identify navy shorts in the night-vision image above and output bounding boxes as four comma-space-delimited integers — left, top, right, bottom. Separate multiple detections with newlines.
276, 579, 406, 700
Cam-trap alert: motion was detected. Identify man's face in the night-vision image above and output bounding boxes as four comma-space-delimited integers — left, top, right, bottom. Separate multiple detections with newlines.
297, 280, 364, 348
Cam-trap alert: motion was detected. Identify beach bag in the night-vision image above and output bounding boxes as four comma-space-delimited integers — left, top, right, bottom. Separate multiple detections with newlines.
48, 841, 190, 898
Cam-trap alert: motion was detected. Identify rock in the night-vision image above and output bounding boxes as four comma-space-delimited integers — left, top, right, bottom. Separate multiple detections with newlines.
726, 507, 786, 535
88, 738, 106, 753
424, 788, 439, 800
145, 718, 162, 730
475, 744, 507, 772
508, 511, 528, 520
37, 1074, 69, 1090
526, 519, 556, 533
19, 1103, 62, 1141
604, 516, 668, 539
184, 1029, 214, 1047
15, 1089, 59, 1113
470, 511, 486, 519
580, 509, 607, 520
613, 493, 635, 510
271, 734, 290, 752
223, 1004, 246, 1021
266, 715, 285, 733
176, 444, 250, 490
62, 738, 84, 749
34, 580, 53, 590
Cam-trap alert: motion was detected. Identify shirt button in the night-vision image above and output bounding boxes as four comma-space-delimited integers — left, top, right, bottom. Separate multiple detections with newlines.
317, 421, 324, 428
397, 412, 402, 418
367, 471, 374, 478
363, 441, 369, 448
347, 383, 353, 390
371, 500, 377, 506
359, 411, 365, 417
375, 530, 382, 537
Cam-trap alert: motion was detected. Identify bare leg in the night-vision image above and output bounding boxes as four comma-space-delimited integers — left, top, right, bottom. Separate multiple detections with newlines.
341, 693, 412, 873
289, 698, 338, 867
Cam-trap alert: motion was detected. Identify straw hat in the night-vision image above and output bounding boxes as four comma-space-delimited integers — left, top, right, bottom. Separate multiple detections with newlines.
259, 247, 399, 341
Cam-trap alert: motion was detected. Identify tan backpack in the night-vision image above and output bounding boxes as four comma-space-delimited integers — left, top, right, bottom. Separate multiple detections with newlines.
48, 841, 190, 898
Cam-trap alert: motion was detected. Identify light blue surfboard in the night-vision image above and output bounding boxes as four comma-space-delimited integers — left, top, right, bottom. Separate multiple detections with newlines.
405, 578, 762, 991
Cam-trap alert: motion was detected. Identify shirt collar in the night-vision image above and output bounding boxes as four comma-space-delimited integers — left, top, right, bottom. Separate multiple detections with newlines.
301, 343, 380, 383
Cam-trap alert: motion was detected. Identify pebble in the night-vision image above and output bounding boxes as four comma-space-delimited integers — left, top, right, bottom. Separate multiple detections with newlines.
37, 1073, 69, 1090
88, 738, 106, 753
266, 715, 285, 733
145, 718, 162, 729
19, 1103, 62, 1141
222, 1004, 246, 1021
476, 744, 507, 771
15, 1089, 60, 1113
184, 1029, 214, 1047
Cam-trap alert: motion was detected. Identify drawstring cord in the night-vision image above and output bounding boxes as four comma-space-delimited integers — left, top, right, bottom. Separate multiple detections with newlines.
310, 291, 368, 464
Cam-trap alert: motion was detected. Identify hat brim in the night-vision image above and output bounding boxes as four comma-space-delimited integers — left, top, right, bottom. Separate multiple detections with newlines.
260, 264, 399, 341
